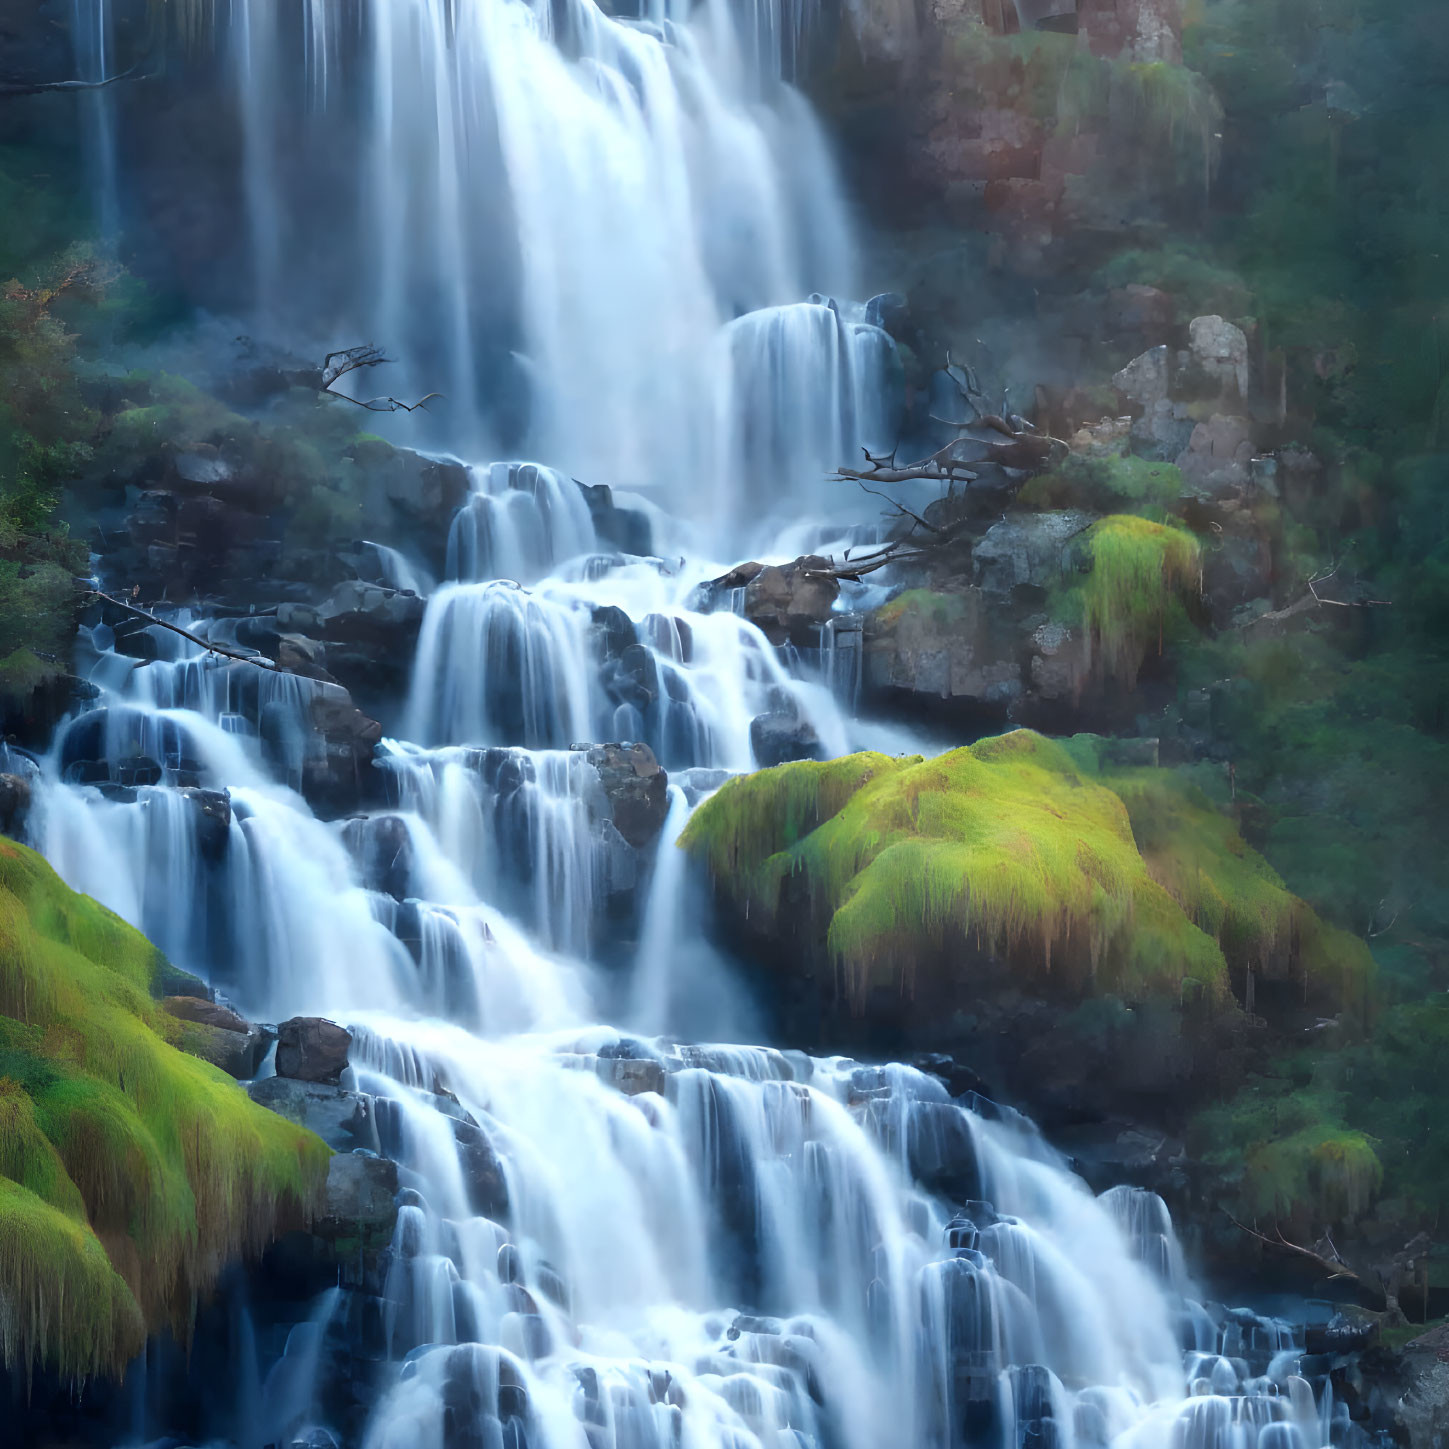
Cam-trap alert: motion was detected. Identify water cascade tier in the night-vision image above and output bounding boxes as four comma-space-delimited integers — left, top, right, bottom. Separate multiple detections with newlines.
13, 0, 1378, 1444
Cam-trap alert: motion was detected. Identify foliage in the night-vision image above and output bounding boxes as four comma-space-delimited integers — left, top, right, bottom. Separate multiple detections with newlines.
682, 730, 1367, 1019
0, 839, 329, 1380
948, 26, 1222, 190
1020, 453, 1186, 516
1191, 994, 1449, 1234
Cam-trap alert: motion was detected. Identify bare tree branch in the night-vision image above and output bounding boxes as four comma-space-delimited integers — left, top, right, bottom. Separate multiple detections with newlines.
319, 344, 443, 414
0, 59, 151, 97
1225, 1212, 1367, 1288
87, 591, 279, 671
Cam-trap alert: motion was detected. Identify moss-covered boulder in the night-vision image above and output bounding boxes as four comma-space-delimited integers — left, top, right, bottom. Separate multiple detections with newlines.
0, 839, 329, 1381
681, 731, 1372, 1050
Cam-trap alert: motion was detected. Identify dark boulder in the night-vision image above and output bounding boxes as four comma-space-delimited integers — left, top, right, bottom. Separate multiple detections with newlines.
0, 772, 30, 838
742, 555, 840, 646
249, 1075, 379, 1151
177, 786, 232, 861
275, 1016, 353, 1084
750, 692, 824, 768
583, 742, 669, 849
164, 995, 251, 1034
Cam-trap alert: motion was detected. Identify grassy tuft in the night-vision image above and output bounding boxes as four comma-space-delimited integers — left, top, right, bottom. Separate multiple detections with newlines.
1060, 515, 1202, 685
0, 840, 330, 1381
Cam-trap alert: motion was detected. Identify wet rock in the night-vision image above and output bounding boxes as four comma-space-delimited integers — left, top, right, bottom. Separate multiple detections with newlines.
315, 1151, 399, 1249
304, 684, 383, 816
1026, 620, 1090, 702
973, 511, 1095, 601
1113, 345, 1170, 411
590, 604, 638, 661
342, 814, 414, 901
275, 632, 333, 681
864, 292, 910, 334
275, 1015, 353, 1084
164, 995, 251, 1034
583, 742, 669, 849
177, 786, 232, 861
316, 580, 427, 642
1176, 413, 1255, 498
576, 480, 653, 557
453, 1118, 511, 1220
1385, 1324, 1449, 1449
0, 772, 31, 838
742, 556, 839, 646
905, 1100, 982, 1201
1131, 397, 1195, 463
248, 1075, 379, 1151
750, 692, 824, 768
177, 1018, 275, 1079
865, 588, 1020, 711
596, 1055, 667, 1096
1187, 315, 1249, 401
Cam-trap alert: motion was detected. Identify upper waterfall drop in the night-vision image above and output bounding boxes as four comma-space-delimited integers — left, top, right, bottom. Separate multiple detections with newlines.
123, 0, 882, 548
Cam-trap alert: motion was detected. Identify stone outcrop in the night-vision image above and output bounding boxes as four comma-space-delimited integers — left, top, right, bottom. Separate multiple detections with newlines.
583, 742, 670, 849
248, 1075, 380, 1152
275, 1016, 354, 1085
164, 994, 274, 1079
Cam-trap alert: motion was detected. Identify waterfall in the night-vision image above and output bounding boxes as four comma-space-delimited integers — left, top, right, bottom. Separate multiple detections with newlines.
33, 0, 1370, 1445
85, 0, 883, 547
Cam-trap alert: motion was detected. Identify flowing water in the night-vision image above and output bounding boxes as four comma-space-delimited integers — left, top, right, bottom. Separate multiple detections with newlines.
25, 0, 1372, 1445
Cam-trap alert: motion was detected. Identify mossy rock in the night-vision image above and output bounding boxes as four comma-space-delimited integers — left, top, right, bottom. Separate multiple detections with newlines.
0, 839, 330, 1380
1054, 514, 1203, 686
681, 730, 1371, 1023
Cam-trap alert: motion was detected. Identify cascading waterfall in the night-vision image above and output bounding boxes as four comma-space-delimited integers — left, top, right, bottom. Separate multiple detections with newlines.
20, 483, 1366, 1449
32, 0, 1374, 1446
81, 0, 882, 543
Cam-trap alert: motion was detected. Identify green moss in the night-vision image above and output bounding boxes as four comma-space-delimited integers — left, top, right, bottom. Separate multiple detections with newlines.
685, 731, 1373, 1021
872, 589, 971, 631
0, 840, 330, 1380
1059, 515, 1202, 685
683, 730, 1232, 1012
1020, 454, 1186, 516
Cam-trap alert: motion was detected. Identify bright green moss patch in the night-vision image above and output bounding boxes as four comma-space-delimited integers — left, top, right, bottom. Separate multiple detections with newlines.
685, 730, 1372, 1020
0, 839, 330, 1380
683, 730, 1231, 1012
1058, 515, 1202, 685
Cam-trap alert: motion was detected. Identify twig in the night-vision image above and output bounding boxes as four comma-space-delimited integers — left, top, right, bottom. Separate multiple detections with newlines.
854, 482, 942, 534
319, 344, 443, 414
1225, 1212, 1367, 1288
0, 59, 150, 97
86, 591, 278, 670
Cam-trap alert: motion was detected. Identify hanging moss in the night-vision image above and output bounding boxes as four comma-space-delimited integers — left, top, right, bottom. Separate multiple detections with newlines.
684, 731, 1373, 1020
0, 839, 330, 1381
682, 730, 1231, 1012
1057, 515, 1202, 686
1193, 1084, 1384, 1230
1063, 741, 1376, 1015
